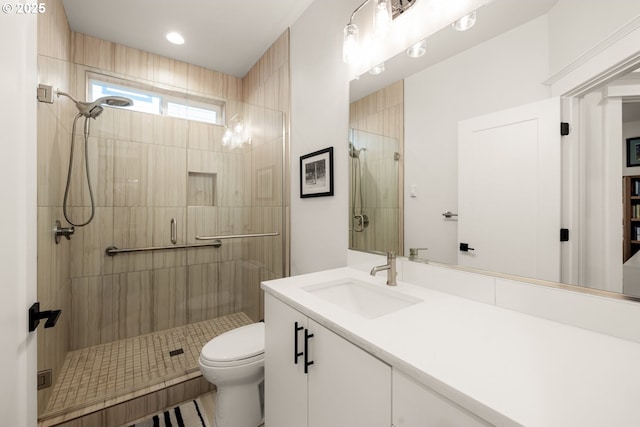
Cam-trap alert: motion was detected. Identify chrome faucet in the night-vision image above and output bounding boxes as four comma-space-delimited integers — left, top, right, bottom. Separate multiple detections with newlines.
370, 251, 397, 286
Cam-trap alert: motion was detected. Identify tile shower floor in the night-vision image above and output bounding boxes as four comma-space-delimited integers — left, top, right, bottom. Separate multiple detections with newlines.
41, 312, 253, 423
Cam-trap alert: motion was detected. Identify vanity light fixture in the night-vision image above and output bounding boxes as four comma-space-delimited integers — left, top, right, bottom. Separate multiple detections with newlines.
406, 39, 426, 58
166, 31, 185, 45
373, 0, 393, 36
369, 62, 385, 75
342, 0, 418, 65
452, 10, 477, 32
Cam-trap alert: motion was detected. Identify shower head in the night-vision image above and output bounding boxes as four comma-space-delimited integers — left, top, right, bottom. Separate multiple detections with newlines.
349, 143, 366, 158
57, 91, 133, 119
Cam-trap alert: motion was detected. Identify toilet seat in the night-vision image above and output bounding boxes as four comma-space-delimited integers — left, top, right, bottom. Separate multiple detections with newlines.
200, 322, 264, 367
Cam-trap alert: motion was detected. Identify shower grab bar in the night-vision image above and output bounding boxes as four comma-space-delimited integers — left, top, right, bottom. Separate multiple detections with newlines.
106, 232, 280, 256
105, 242, 223, 256
195, 232, 280, 240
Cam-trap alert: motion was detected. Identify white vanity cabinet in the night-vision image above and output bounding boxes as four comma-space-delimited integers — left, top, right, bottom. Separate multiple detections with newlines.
264, 293, 392, 427
392, 370, 494, 427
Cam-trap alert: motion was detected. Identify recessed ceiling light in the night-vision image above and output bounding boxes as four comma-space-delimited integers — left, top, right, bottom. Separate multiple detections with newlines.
369, 62, 385, 75
452, 11, 477, 32
166, 32, 185, 45
407, 39, 426, 58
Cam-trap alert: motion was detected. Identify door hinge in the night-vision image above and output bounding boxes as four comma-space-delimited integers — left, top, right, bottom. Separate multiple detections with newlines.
560, 122, 570, 136
37, 84, 53, 104
560, 228, 570, 242
37, 369, 52, 390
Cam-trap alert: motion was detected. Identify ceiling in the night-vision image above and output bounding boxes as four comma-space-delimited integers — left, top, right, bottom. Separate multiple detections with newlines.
61, 0, 316, 78
62, 0, 560, 98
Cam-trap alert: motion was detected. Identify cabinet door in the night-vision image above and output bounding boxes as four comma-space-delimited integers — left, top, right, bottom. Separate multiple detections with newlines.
392, 370, 493, 427
307, 319, 391, 427
264, 294, 308, 427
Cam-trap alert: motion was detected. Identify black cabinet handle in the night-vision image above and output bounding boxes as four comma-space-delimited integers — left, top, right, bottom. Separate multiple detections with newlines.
294, 321, 304, 364
304, 329, 314, 374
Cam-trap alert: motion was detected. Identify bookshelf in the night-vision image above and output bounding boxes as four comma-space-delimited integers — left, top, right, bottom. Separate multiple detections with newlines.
624, 175, 640, 263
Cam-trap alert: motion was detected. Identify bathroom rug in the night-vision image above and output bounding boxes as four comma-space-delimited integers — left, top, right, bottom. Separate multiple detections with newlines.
128, 399, 210, 427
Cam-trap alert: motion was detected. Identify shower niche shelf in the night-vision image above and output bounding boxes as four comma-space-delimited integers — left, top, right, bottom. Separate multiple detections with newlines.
188, 172, 216, 206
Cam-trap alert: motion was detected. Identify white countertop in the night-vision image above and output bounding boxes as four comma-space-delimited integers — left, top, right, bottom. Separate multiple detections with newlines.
261, 267, 640, 427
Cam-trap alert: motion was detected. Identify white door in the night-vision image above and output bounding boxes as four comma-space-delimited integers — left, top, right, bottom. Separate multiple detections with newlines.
0, 11, 38, 426
458, 98, 561, 282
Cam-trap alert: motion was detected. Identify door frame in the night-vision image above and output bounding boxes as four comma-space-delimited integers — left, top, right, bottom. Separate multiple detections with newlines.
0, 11, 38, 427
548, 18, 640, 288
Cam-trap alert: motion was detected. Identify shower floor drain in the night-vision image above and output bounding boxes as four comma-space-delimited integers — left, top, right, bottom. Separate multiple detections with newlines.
169, 348, 184, 357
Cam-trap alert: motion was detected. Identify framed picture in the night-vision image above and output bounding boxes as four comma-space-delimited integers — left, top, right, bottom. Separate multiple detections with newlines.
628, 137, 640, 167
300, 147, 334, 198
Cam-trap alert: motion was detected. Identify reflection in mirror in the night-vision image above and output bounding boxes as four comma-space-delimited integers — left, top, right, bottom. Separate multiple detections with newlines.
349, 129, 401, 254
348, 0, 640, 299
349, 81, 404, 255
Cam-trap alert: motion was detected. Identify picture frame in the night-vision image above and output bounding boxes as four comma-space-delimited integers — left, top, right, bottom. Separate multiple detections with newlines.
300, 147, 334, 198
627, 137, 640, 167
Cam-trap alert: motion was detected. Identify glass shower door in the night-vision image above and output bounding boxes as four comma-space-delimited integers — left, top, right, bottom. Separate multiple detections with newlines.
349, 129, 401, 254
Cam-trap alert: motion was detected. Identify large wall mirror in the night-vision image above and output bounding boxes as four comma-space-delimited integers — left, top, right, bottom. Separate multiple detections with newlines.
348, 0, 640, 299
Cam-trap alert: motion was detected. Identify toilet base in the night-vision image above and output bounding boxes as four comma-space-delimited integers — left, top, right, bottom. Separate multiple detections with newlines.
213, 380, 264, 427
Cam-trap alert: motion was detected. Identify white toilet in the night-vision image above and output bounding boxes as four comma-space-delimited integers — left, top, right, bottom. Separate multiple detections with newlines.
199, 322, 265, 427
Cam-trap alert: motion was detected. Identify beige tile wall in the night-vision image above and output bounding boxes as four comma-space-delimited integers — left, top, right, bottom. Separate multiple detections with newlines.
37, 0, 289, 416
349, 80, 404, 254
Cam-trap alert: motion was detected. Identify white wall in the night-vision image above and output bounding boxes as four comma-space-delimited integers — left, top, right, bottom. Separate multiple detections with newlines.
0, 11, 38, 427
289, 0, 361, 274
404, 15, 551, 265
548, 0, 640, 76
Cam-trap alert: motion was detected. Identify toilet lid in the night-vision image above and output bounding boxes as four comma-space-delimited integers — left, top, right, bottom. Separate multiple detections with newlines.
201, 322, 265, 363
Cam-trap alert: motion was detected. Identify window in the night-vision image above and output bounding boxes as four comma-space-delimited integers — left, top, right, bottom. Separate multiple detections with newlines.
88, 77, 224, 125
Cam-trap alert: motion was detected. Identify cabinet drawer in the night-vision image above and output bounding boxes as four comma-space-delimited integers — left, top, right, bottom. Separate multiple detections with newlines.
393, 370, 493, 427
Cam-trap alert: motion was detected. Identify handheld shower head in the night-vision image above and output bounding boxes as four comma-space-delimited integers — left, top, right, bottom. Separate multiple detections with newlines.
349, 143, 366, 158
57, 91, 133, 119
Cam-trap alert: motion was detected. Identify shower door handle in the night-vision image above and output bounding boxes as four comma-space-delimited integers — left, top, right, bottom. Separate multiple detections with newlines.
294, 322, 304, 364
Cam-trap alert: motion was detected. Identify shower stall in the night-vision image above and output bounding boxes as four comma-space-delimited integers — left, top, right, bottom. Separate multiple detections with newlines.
349, 129, 401, 254
36, 36, 287, 424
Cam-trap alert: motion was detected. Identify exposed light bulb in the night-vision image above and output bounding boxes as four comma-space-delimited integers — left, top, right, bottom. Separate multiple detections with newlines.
221, 114, 251, 149
406, 39, 426, 58
343, 23, 360, 64
373, 0, 392, 36
369, 62, 385, 75
452, 11, 477, 32
222, 128, 232, 146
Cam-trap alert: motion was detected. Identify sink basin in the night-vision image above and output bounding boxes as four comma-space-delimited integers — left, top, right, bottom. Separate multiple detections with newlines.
303, 278, 422, 319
